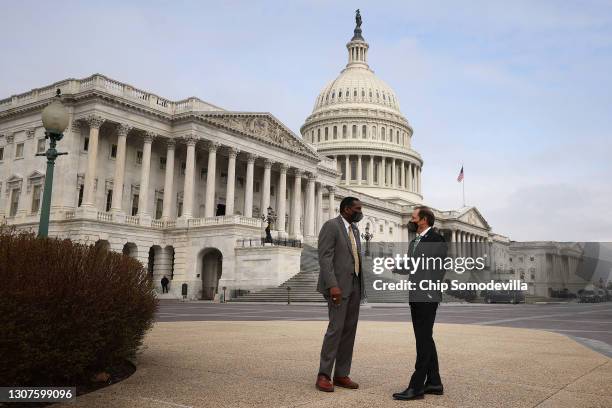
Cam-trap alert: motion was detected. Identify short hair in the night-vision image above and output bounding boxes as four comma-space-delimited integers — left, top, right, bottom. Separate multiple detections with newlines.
415, 206, 435, 226
340, 196, 360, 212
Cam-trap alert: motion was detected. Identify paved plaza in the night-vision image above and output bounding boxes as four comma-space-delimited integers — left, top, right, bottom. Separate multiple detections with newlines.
56, 302, 612, 408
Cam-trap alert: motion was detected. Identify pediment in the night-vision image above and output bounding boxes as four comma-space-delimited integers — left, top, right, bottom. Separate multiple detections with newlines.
198, 112, 319, 161
458, 207, 490, 230
28, 170, 45, 180
6, 174, 23, 183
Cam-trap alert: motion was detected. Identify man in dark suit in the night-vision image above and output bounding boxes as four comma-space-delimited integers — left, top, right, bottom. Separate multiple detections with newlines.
315, 197, 366, 392
393, 206, 447, 401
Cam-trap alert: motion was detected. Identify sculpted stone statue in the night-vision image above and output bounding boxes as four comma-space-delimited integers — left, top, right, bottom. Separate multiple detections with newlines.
355, 9, 362, 28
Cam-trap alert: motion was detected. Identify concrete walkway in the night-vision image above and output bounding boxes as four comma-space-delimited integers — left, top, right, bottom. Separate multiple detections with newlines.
58, 322, 611, 408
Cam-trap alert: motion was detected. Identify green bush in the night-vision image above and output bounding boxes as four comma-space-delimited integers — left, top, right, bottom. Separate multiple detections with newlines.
0, 226, 157, 386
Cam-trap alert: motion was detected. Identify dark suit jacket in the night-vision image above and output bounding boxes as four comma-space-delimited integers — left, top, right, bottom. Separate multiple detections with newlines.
399, 228, 448, 302
317, 215, 365, 300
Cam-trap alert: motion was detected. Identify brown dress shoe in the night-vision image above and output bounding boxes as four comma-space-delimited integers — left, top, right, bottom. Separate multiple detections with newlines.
316, 374, 334, 392
333, 376, 359, 389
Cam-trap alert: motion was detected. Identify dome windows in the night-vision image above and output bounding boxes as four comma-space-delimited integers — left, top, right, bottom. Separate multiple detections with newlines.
342, 125, 347, 139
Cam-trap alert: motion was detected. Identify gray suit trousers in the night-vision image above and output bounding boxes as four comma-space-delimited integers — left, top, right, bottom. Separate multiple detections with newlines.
318, 273, 361, 378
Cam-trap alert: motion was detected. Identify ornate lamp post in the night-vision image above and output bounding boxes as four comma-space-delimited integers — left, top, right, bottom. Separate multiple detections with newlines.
37, 89, 69, 237
261, 206, 277, 244
361, 224, 374, 257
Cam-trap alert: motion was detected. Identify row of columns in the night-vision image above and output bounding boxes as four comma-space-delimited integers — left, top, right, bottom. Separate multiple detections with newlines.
450, 230, 489, 259
338, 154, 421, 193
78, 115, 337, 238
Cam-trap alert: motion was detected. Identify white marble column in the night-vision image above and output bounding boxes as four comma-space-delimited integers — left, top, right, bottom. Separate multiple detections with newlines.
110, 123, 130, 213
244, 153, 255, 217
137, 132, 154, 218
277, 164, 288, 233
292, 169, 303, 237
204, 142, 219, 217
408, 163, 413, 191
225, 147, 238, 215
381, 157, 386, 186
392, 158, 397, 188
345, 155, 350, 184
305, 174, 316, 237
328, 186, 335, 220
161, 139, 175, 220
83, 115, 104, 207
357, 155, 362, 185
316, 183, 323, 232
400, 160, 405, 189
261, 159, 272, 214
417, 166, 421, 193
182, 136, 196, 219
369, 156, 374, 185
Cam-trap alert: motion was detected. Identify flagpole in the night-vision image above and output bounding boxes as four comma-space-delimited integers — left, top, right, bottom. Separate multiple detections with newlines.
462, 177, 465, 207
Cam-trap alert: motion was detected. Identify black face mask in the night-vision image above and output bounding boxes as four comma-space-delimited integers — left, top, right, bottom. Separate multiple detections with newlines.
351, 211, 363, 223
408, 221, 418, 232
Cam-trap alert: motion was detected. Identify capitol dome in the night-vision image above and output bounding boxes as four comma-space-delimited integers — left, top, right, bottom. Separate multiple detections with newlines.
301, 12, 424, 205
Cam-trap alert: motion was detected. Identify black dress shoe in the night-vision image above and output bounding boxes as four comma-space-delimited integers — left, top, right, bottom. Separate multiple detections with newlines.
424, 383, 444, 395
392, 388, 424, 400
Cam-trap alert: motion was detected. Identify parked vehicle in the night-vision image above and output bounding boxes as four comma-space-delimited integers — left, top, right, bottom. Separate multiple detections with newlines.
578, 290, 598, 303
482, 290, 525, 304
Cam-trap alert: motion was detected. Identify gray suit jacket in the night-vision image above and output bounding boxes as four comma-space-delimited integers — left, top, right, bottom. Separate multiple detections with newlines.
317, 215, 365, 299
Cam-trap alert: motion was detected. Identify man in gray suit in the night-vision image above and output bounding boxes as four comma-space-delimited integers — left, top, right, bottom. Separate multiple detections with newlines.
315, 196, 365, 392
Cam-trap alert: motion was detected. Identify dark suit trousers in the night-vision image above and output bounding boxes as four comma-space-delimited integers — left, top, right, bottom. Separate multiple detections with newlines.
408, 302, 441, 389
318, 274, 361, 378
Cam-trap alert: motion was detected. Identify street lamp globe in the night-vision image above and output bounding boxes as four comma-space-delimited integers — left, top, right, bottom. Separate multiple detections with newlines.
41, 89, 69, 134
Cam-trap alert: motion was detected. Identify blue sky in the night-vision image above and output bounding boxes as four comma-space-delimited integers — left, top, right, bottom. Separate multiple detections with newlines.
1, 0, 610, 241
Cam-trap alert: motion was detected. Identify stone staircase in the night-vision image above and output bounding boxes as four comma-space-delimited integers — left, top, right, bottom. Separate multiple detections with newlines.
232, 245, 325, 302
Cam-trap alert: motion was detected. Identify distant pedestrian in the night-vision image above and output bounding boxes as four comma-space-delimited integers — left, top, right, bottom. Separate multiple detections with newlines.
161, 275, 169, 293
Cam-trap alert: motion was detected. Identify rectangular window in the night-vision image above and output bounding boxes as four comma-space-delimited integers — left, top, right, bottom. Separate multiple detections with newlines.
177, 201, 183, 218
160, 157, 166, 170
362, 125, 367, 139
78, 185, 84, 207
255, 181, 260, 193
324, 127, 328, 141
200, 168, 207, 180
350, 160, 357, 180
317, 129, 321, 142
31, 185, 41, 213
180, 162, 186, 176
270, 185, 275, 196
136, 150, 143, 164
110, 144, 117, 158
83, 137, 89, 151
0, 147, 4, 161
132, 194, 139, 216
37, 139, 46, 153
333, 126, 337, 139
10, 189, 20, 216
15, 143, 24, 158
105, 189, 113, 212
352, 125, 357, 139
155, 199, 163, 219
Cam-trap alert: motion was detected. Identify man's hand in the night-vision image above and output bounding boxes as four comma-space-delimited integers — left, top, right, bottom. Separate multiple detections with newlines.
329, 287, 342, 305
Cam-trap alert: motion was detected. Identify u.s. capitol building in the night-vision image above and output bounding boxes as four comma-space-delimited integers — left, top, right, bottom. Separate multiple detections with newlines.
0, 17, 592, 300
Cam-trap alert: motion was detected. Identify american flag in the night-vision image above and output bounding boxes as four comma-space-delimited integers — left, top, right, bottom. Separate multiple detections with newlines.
457, 166, 464, 182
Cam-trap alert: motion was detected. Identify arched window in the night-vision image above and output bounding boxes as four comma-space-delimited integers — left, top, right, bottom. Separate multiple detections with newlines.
362, 89, 365, 98
324, 127, 329, 141
317, 128, 321, 142
381, 127, 386, 141
372, 126, 377, 140
338, 91, 342, 98
331, 91, 335, 100
333, 126, 338, 139
362, 125, 367, 139
342, 125, 347, 139
397, 130, 400, 144
352, 125, 357, 138
354, 89, 357, 97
